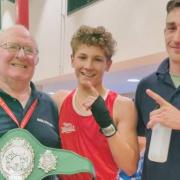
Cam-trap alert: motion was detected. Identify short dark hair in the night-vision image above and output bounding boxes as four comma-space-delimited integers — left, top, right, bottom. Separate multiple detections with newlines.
166, 0, 180, 14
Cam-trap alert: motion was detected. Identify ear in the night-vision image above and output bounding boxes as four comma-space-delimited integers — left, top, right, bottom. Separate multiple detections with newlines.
164, 28, 166, 35
35, 56, 39, 66
71, 54, 74, 68
105, 60, 112, 72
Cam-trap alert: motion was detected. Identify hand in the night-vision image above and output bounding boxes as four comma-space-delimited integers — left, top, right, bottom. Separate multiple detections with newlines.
82, 82, 116, 136
146, 89, 180, 130
82, 81, 99, 110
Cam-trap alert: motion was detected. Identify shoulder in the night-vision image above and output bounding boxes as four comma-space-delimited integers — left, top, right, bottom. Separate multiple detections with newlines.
36, 91, 55, 104
113, 94, 136, 125
115, 94, 135, 110
137, 72, 157, 90
34, 91, 59, 118
107, 90, 134, 111
52, 89, 71, 110
135, 71, 158, 103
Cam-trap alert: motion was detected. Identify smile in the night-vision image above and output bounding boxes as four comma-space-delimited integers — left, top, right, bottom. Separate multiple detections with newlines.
81, 72, 95, 78
11, 63, 27, 68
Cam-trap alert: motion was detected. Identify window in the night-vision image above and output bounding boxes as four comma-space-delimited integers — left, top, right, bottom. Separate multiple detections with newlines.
0, 0, 15, 29
68, 0, 99, 15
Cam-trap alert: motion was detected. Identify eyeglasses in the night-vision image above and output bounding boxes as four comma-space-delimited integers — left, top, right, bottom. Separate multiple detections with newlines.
0, 42, 39, 56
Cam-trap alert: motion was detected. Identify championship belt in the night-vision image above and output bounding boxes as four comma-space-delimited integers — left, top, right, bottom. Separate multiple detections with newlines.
0, 128, 96, 180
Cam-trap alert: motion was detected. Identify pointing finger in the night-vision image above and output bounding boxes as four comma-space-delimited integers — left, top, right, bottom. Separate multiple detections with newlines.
83, 81, 99, 97
146, 89, 169, 107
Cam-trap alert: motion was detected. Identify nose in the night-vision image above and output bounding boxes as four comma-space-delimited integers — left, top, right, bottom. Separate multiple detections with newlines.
16, 48, 25, 58
173, 28, 180, 43
84, 59, 93, 69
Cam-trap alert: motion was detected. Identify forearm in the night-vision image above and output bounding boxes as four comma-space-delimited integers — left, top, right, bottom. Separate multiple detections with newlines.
107, 131, 139, 176
91, 96, 139, 175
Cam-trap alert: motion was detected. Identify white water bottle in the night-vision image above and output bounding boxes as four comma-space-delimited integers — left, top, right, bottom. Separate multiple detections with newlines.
148, 123, 172, 163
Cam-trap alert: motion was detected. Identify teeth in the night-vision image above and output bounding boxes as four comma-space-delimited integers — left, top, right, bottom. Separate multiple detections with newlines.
82, 72, 94, 77
11, 63, 27, 68
83, 74, 93, 77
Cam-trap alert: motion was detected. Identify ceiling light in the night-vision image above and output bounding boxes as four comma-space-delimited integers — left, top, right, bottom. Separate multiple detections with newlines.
127, 78, 140, 83
48, 92, 55, 95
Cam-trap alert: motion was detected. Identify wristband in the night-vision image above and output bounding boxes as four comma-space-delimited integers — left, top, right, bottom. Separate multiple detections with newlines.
101, 124, 117, 137
91, 96, 117, 137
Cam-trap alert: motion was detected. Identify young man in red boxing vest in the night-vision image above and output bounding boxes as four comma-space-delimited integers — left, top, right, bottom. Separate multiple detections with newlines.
53, 25, 139, 180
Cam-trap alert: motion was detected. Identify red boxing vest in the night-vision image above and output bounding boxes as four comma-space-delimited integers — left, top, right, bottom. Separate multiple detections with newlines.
59, 90, 119, 180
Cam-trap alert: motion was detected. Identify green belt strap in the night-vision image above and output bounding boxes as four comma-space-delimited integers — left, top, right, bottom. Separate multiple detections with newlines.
0, 128, 96, 180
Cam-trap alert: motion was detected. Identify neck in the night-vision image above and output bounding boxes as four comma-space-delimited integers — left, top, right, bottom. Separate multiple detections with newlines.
169, 60, 180, 75
0, 78, 31, 106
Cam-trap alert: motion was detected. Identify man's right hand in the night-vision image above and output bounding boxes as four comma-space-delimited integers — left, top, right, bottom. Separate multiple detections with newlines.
146, 89, 180, 130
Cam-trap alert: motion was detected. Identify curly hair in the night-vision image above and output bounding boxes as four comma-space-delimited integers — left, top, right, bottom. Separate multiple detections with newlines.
166, 0, 180, 14
71, 25, 117, 59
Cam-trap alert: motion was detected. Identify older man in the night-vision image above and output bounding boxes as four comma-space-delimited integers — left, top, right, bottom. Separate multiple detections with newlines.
0, 25, 60, 180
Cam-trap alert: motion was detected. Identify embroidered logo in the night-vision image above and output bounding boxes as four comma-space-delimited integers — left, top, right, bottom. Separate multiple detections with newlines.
61, 122, 76, 133
37, 118, 54, 128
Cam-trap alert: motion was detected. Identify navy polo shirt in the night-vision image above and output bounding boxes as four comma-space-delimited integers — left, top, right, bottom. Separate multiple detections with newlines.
0, 82, 60, 180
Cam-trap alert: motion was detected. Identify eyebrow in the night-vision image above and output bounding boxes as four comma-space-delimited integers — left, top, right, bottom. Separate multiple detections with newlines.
166, 22, 175, 26
166, 22, 176, 26
166, 21, 180, 28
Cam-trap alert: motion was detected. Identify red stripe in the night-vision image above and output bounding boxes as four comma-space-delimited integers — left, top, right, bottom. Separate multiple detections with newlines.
0, 97, 38, 128
15, 0, 29, 29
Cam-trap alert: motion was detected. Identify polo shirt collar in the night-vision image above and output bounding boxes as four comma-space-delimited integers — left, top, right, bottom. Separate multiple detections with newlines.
156, 58, 169, 75
156, 58, 174, 87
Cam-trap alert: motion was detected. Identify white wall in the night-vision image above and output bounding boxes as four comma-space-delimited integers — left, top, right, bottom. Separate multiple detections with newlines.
29, 0, 62, 81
